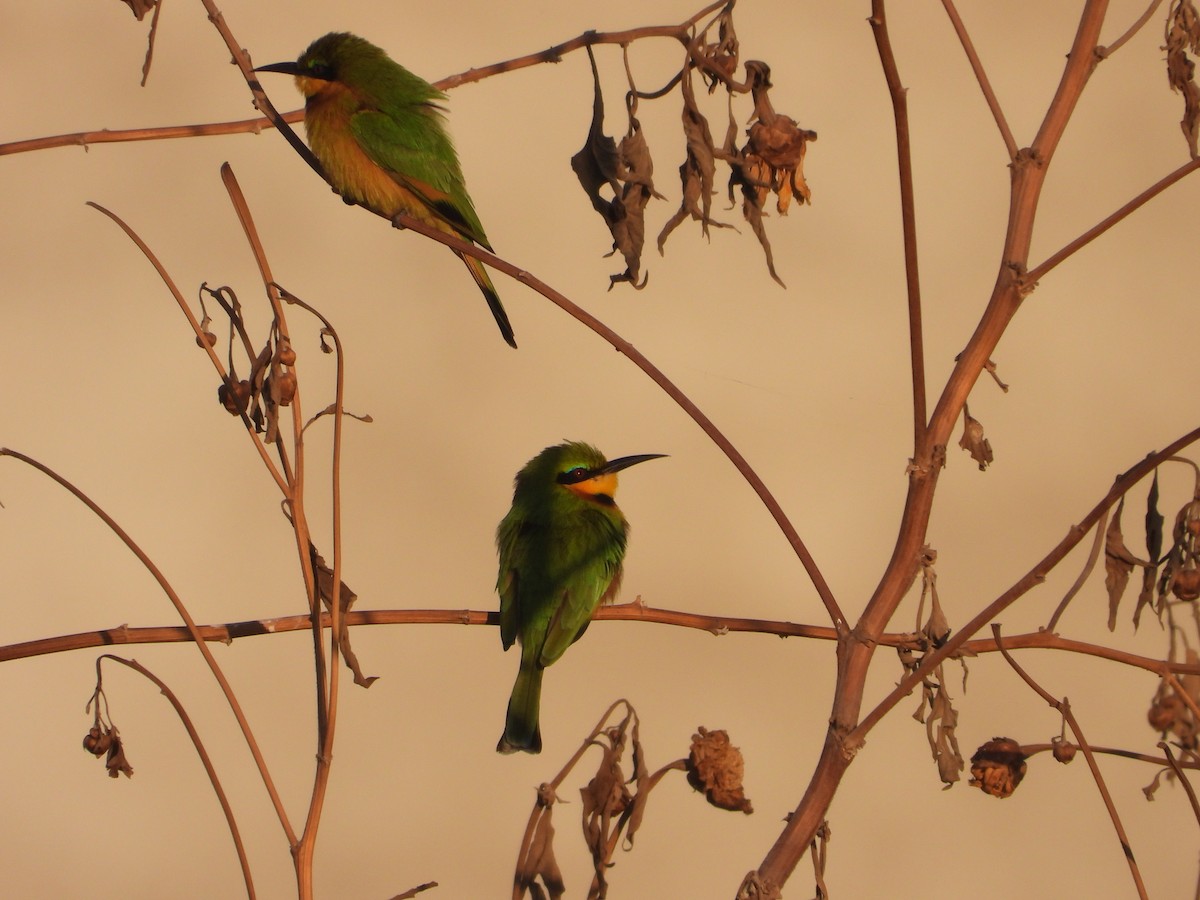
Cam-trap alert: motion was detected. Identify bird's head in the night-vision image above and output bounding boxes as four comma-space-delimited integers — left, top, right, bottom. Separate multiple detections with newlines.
256, 32, 379, 98
518, 442, 665, 507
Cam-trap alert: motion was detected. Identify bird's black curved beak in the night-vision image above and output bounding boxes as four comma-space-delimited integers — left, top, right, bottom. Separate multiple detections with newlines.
255, 61, 303, 76
595, 453, 667, 476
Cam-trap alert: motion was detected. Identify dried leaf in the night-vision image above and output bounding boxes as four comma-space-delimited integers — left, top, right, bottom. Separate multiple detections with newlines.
657, 70, 736, 253
516, 791, 566, 900
580, 733, 631, 897
313, 547, 378, 688
927, 681, 964, 787
1131, 565, 1158, 629
957, 406, 993, 471
119, 0, 156, 21
725, 61, 817, 287
1143, 767, 1166, 800
105, 732, 135, 779
1106, 499, 1139, 629
571, 46, 655, 289
1166, 0, 1200, 158
1146, 470, 1165, 564
605, 121, 660, 289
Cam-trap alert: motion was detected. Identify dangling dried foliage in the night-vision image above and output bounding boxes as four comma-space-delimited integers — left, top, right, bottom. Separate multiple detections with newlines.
1105, 498, 1152, 629
513, 784, 567, 900
570, 47, 663, 290
311, 546, 378, 688
1166, 0, 1200, 158
957, 404, 994, 471
726, 61, 817, 287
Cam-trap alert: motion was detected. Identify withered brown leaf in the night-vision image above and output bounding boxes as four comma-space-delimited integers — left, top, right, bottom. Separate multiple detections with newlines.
958, 406, 993, 471
1166, 0, 1200, 158
570, 47, 656, 289
726, 61, 817, 287
312, 547, 378, 688
657, 70, 736, 254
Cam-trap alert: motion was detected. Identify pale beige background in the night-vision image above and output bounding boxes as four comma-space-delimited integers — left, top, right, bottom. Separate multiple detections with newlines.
3, 1, 1198, 897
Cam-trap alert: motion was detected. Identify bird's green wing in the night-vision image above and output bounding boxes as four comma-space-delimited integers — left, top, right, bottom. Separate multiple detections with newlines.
539, 512, 627, 666
496, 511, 534, 651
349, 108, 492, 249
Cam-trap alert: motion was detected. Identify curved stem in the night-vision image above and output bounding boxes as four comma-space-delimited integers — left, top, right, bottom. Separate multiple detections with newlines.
99, 654, 255, 898
388, 211, 847, 635
0, 448, 296, 845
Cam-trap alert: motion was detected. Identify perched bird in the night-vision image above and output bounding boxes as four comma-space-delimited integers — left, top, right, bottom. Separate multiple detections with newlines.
495, 441, 665, 754
257, 32, 517, 347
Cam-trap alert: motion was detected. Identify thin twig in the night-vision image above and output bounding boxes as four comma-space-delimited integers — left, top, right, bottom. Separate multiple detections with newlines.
7, 607, 1200, 678
1025, 157, 1200, 284
1045, 510, 1107, 632
870, 0, 927, 450
940, 0, 1018, 158
991, 626, 1148, 900
99, 654, 255, 899
0, 2, 732, 160
1098, 0, 1167, 57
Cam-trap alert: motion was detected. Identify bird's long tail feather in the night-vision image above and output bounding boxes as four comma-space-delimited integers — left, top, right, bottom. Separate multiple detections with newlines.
459, 250, 517, 348
497, 657, 542, 754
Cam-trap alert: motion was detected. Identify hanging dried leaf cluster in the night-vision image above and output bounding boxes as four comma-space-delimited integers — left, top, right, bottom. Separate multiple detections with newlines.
1102, 466, 1200, 631
899, 548, 966, 788
511, 703, 751, 899
570, 6, 815, 289
83, 682, 134, 779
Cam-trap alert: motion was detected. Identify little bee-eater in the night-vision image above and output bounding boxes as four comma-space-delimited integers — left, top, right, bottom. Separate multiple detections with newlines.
257, 32, 517, 347
495, 442, 665, 754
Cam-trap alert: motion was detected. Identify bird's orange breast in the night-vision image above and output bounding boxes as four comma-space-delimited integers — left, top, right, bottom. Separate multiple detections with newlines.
303, 84, 428, 221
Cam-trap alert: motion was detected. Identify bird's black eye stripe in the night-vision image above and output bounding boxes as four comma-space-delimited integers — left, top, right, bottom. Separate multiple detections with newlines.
304, 60, 336, 80
556, 466, 592, 485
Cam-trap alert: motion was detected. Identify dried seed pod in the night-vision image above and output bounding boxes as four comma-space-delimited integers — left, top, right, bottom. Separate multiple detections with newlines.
686, 727, 753, 814
195, 330, 217, 349
218, 379, 252, 416
275, 371, 298, 407
1148, 691, 1185, 732
968, 737, 1027, 798
82, 724, 111, 757
1051, 737, 1076, 764
277, 343, 297, 366
1173, 566, 1200, 601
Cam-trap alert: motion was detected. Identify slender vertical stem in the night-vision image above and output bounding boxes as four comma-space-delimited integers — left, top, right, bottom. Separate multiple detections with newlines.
870, 0, 927, 450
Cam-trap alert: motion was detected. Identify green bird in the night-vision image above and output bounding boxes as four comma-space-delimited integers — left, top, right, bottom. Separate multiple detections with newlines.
495, 441, 665, 754
257, 32, 517, 348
